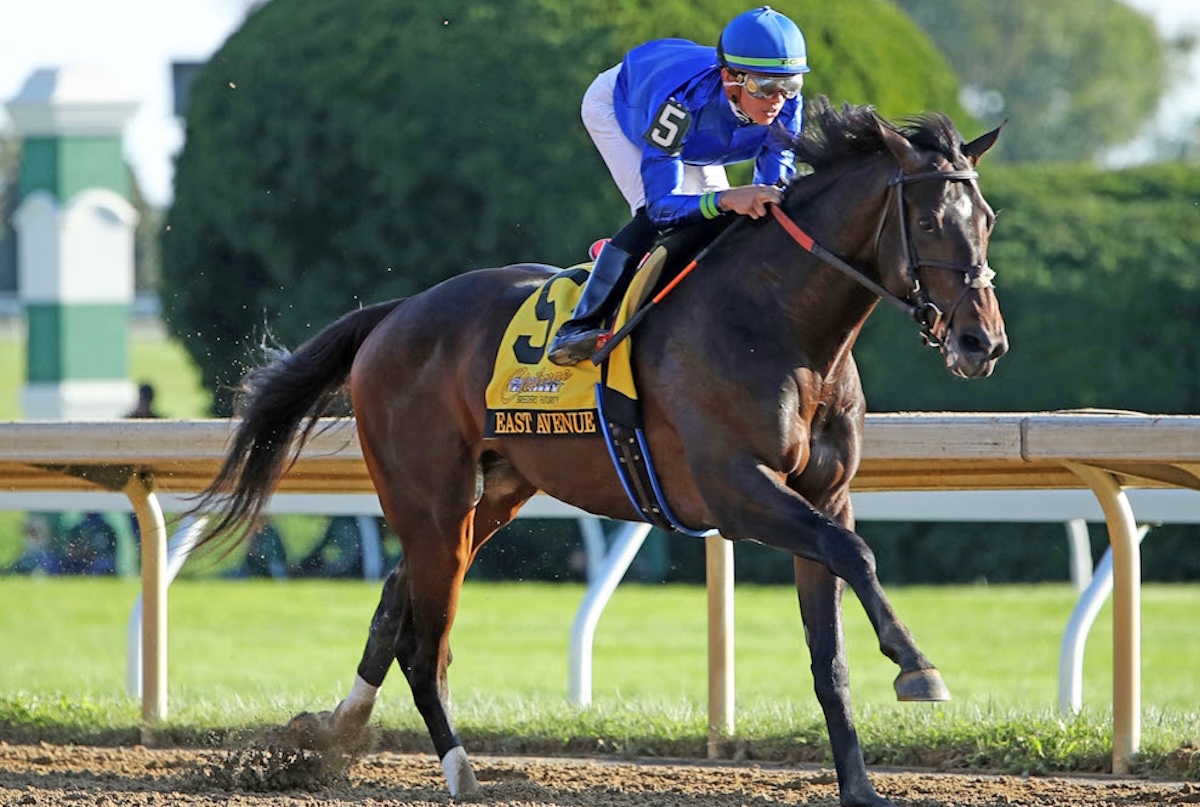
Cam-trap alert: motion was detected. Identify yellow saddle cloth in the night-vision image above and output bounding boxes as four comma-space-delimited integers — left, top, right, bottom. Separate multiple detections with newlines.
484, 250, 666, 438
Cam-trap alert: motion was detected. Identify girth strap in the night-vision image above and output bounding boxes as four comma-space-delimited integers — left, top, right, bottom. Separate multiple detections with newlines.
596, 383, 715, 538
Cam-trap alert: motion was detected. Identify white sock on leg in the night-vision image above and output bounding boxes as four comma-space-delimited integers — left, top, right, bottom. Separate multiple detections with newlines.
343, 675, 379, 711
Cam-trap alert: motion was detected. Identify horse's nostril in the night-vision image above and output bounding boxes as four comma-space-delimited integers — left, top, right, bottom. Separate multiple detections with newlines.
960, 332, 986, 355
958, 330, 1005, 360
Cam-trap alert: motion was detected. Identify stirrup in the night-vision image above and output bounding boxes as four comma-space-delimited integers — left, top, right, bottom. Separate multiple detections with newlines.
547, 326, 608, 366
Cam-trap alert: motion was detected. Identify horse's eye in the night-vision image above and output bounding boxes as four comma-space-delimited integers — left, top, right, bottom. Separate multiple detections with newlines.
917, 216, 935, 232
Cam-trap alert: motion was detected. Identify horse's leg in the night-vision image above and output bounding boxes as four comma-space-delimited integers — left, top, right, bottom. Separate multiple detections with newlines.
803, 509, 946, 701
821, 527, 948, 702
794, 555, 891, 807
706, 461, 947, 700
288, 532, 475, 783
395, 477, 535, 794
281, 557, 408, 769
284, 452, 532, 796
386, 509, 478, 794
814, 520, 947, 701
286, 554, 455, 773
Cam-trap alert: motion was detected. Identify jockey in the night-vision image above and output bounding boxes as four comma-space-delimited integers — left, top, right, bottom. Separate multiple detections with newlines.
547, 6, 810, 366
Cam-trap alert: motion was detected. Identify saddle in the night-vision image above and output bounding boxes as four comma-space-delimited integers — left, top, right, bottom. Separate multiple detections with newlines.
484, 219, 730, 535
612, 218, 732, 321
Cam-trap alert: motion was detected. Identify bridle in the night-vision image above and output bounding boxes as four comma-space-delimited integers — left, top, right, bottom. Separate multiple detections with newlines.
771, 165, 995, 349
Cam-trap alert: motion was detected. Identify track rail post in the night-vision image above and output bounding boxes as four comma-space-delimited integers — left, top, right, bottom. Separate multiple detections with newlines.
705, 534, 734, 758
123, 471, 168, 734
1064, 462, 1141, 774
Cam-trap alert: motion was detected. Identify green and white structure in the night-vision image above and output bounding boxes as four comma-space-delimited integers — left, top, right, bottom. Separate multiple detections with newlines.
6, 67, 140, 420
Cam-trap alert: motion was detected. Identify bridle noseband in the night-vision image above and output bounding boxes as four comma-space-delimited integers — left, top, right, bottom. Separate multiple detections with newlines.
771, 165, 994, 349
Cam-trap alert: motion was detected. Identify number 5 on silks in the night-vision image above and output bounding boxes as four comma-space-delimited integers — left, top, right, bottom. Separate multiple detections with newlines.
644, 100, 691, 155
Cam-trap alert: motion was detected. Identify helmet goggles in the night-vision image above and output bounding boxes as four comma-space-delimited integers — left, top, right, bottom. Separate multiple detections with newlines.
727, 71, 804, 100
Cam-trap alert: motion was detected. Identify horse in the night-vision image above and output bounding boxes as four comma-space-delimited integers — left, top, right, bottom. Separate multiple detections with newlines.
191, 98, 1007, 807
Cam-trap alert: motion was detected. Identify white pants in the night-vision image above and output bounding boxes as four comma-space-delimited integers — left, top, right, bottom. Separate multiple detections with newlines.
581, 65, 730, 216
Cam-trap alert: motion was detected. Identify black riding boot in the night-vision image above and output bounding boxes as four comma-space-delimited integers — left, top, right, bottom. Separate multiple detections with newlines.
548, 210, 658, 366
547, 243, 640, 366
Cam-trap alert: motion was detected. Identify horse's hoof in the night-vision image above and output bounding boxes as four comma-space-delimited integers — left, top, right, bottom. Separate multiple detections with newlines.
842, 796, 895, 807
282, 710, 334, 750
894, 668, 951, 702
442, 746, 480, 797
279, 707, 375, 772
838, 780, 894, 807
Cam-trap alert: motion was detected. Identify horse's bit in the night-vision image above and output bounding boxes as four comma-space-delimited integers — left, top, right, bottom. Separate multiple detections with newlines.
771, 165, 994, 349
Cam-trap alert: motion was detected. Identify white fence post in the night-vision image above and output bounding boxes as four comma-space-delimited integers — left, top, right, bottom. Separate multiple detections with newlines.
568, 521, 651, 706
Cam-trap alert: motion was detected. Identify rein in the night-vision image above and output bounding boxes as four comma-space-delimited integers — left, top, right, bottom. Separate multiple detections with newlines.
771, 166, 993, 348
591, 165, 991, 364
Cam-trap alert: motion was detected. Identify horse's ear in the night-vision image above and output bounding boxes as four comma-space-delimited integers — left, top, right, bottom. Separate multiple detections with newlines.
877, 121, 924, 173
963, 120, 1005, 166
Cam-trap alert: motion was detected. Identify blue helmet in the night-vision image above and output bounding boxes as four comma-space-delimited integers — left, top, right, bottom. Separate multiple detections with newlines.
717, 6, 810, 76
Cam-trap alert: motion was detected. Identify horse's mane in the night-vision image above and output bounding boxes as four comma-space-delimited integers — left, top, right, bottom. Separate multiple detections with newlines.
787, 96, 965, 172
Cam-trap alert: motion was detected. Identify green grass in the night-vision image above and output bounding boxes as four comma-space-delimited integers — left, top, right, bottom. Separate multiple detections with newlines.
1, 578, 1198, 777
0, 334, 19, 420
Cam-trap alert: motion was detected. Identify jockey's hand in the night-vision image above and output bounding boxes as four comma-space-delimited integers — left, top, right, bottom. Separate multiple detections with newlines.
717, 184, 783, 219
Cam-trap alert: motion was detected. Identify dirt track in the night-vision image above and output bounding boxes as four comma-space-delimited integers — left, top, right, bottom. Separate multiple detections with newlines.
1, 743, 1198, 806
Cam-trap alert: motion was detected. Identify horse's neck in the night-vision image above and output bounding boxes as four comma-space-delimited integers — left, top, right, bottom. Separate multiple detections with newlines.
679, 246, 872, 381
700, 164, 891, 374
783, 256, 880, 374
796, 156, 893, 263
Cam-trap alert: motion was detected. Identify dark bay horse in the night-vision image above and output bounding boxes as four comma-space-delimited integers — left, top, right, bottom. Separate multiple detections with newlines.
192, 99, 1006, 807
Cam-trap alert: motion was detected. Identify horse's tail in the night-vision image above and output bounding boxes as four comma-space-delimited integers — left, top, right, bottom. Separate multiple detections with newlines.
191, 299, 405, 549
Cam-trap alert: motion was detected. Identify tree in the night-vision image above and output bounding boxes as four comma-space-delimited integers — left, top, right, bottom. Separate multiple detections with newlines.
1103, 28, 1200, 166
161, 0, 967, 413
893, 0, 1167, 163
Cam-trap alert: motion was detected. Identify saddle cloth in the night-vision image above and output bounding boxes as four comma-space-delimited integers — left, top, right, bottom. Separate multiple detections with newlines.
483, 240, 717, 537
482, 249, 667, 438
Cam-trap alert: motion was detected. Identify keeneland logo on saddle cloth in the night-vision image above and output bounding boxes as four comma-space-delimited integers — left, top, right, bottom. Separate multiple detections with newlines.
484, 258, 654, 438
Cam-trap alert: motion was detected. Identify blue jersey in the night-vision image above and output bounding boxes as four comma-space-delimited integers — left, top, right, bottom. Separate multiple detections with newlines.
613, 38, 802, 228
